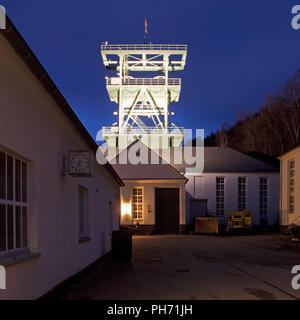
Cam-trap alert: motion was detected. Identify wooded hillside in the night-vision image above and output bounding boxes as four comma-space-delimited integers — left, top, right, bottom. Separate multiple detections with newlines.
205, 69, 300, 157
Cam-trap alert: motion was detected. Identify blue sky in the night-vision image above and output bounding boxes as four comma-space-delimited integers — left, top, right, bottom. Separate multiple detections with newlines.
2, 0, 300, 139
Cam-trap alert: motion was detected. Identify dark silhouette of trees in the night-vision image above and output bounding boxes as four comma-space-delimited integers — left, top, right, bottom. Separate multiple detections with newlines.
205, 69, 300, 157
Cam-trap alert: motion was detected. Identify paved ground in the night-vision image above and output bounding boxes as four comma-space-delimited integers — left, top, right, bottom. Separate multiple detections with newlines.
57, 234, 300, 300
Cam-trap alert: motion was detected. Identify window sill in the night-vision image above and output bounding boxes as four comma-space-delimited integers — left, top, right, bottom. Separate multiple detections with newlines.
79, 236, 91, 244
0, 252, 41, 268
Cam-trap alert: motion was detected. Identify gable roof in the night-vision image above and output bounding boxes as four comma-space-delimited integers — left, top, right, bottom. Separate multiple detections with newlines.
159, 147, 279, 173
107, 141, 187, 181
0, 16, 123, 186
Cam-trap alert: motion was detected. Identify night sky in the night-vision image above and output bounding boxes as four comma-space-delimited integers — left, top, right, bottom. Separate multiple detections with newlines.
2, 0, 300, 140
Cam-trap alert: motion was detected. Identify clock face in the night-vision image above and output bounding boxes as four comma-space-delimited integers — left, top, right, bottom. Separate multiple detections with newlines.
69, 151, 91, 176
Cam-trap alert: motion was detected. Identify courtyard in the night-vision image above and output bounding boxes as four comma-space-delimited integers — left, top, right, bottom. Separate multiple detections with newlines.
51, 234, 300, 300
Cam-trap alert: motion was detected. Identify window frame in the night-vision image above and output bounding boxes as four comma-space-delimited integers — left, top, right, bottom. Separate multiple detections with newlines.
0, 149, 28, 257
237, 177, 247, 211
216, 177, 225, 215
259, 217, 268, 226
288, 159, 295, 214
259, 176, 268, 217
132, 187, 144, 221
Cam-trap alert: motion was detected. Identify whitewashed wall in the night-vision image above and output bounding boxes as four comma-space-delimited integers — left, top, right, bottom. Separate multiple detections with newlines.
0, 34, 120, 299
185, 173, 280, 225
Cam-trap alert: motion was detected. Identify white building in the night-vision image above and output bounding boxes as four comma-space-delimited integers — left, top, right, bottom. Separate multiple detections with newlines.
278, 144, 300, 232
0, 17, 123, 299
170, 147, 280, 228
107, 141, 187, 234
105, 143, 280, 233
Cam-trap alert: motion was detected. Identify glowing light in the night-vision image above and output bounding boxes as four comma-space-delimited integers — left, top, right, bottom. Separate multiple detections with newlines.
121, 203, 131, 216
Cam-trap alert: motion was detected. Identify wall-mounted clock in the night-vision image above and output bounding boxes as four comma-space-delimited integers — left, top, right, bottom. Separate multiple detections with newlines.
68, 151, 91, 176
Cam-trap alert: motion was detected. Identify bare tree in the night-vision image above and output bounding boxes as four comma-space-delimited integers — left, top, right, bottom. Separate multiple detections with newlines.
207, 68, 300, 157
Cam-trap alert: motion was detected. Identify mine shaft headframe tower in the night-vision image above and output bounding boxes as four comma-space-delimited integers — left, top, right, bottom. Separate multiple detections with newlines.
101, 44, 188, 149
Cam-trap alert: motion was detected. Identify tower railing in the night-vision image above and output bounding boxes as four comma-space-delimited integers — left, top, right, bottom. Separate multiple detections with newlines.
102, 127, 184, 135
101, 44, 187, 51
106, 77, 181, 86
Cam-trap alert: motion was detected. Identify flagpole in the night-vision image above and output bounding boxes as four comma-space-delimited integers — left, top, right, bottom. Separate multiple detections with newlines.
144, 16, 148, 44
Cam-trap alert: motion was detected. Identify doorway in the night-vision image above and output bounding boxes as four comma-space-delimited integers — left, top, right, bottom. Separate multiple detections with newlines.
190, 199, 208, 224
155, 188, 180, 234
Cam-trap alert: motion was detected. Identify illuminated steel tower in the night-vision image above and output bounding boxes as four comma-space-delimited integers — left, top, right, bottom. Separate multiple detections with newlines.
101, 43, 187, 149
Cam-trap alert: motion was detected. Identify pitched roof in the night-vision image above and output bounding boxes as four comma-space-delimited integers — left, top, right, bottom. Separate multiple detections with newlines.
107, 141, 187, 181
157, 147, 279, 173
0, 16, 123, 186
103, 145, 279, 175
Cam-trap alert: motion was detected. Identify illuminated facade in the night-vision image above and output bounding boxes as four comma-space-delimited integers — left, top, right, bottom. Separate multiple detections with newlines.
101, 44, 187, 148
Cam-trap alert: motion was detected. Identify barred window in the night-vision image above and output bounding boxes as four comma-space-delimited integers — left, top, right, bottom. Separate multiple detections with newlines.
238, 177, 246, 210
132, 187, 143, 220
288, 160, 295, 214
0, 150, 28, 253
216, 177, 225, 215
259, 177, 268, 216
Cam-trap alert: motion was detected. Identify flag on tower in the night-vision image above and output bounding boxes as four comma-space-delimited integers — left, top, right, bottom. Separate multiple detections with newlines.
145, 16, 148, 34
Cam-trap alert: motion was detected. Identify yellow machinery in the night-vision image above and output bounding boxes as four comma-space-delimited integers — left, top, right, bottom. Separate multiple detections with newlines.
226, 210, 252, 232
195, 217, 218, 234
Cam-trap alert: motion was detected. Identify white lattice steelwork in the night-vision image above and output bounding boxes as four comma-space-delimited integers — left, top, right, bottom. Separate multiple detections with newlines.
101, 43, 188, 148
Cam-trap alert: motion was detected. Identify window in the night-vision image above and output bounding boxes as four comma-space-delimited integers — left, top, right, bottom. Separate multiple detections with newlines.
288, 160, 295, 214
0, 150, 28, 253
260, 217, 268, 226
259, 177, 268, 216
238, 177, 246, 210
216, 177, 225, 215
132, 187, 143, 220
79, 187, 89, 236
